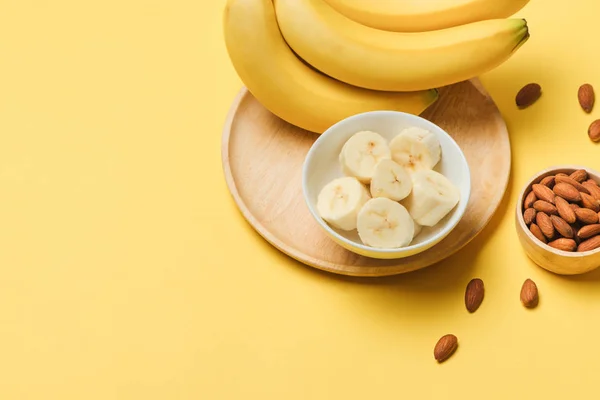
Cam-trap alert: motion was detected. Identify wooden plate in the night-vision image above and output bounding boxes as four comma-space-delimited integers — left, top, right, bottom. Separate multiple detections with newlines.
221, 79, 511, 277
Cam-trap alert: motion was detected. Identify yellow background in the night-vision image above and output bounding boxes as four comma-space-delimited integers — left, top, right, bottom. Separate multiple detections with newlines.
0, 0, 598, 398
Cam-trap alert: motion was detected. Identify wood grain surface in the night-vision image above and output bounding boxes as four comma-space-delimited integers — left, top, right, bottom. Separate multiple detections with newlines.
221, 79, 511, 277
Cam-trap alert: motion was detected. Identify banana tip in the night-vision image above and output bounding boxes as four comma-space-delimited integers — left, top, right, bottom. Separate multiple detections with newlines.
428, 88, 440, 101
513, 27, 530, 52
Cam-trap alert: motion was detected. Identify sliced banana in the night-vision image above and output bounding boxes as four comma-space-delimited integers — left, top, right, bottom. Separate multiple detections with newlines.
316, 176, 371, 231
339, 130, 391, 183
403, 127, 442, 166
356, 197, 414, 248
389, 127, 441, 173
369, 159, 412, 201
401, 169, 460, 227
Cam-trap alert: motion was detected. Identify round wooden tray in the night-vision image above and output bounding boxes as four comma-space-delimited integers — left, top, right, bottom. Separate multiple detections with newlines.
221, 79, 511, 277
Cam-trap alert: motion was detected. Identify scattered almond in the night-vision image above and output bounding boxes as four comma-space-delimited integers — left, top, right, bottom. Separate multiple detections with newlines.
575, 207, 599, 225
553, 183, 582, 202
520, 279, 539, 308
540, 175, 555, 188
516, 83, 541, 109
582, 181, 600, 201
577, 235, 600, 252
550, 215, 573, 238
588, 120, 600, 142
464, 278, 484, 313
548, 238, 577, 252
578, 83, 595, 113
581, 192, 600, 212
555, 175, 590, 195
523, 208, 536, 225
536, 212, 555, 239
524, 191, 537, 209
577, 224, 600, 240
434, 334, 458, 363
533, 200, 558, 215
570, 169, 588, 183
530, 223, 547, 243
555, 196, 577, 224
532, 184, 555, 204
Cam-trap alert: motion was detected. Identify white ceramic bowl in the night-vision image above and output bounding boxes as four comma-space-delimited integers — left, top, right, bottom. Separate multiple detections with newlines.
302, 111, 471, 260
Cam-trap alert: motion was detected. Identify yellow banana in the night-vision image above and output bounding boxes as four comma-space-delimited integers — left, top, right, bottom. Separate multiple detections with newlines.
274, 0, 529, 92
321, 0, 530, 32
222, 0, 438, 134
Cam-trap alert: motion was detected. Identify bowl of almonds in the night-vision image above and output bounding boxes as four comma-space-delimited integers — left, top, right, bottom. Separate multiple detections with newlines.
516, 166, 600, 275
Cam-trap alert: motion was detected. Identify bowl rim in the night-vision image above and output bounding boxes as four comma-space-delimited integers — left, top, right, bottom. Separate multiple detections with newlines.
516, 164, 600, 257
301, 110, 472, 255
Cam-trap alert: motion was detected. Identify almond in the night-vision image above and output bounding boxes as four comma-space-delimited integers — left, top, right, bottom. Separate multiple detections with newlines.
536, 212, 555, 239
570, 169, 588, 183
578, 235, 600, 252
464, 278, 484, 313
556, 173, 568, 177
577, 224, 600, 240
516, 83, 541, 109
434, 334, 458, 363
553, 183, 582, 202
520, 279, 539, 308
550, 215, 573, 238
581, 192, 600, 212
523, 191, 537, 209
523, 208, 536, 225
554, 175, 590, 195
575, 207, 599, 225
582, 181, 600, 201
569, 203, 581, 210
548, 238, 577, 252
555, 196, 577, 224
533, 200, 558, 215
532, 184, 555, 204
585, 178, 599, 187
540, 175, 556, 188
578, 84, 595, 113
588, 119, 600, 142
530, 223, 547, 243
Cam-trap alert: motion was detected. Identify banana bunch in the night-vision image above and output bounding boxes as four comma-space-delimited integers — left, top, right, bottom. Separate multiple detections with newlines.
223, 0, 530, 134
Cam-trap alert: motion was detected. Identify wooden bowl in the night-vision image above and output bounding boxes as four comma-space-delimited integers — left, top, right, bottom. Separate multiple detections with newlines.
516, 165, 600, 275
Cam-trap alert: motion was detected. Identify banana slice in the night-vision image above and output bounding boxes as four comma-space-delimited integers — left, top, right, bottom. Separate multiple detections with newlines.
316, 176, 371, 231
403, 127, 442, 166
389, 127, 441, 173
401, 169, 460, 227
369, 159, 412, 201
339, 131, 391, 183
356, 197, 414, 248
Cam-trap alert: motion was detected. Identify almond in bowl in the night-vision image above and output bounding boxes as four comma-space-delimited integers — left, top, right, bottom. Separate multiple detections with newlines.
516, 166, 600, 275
